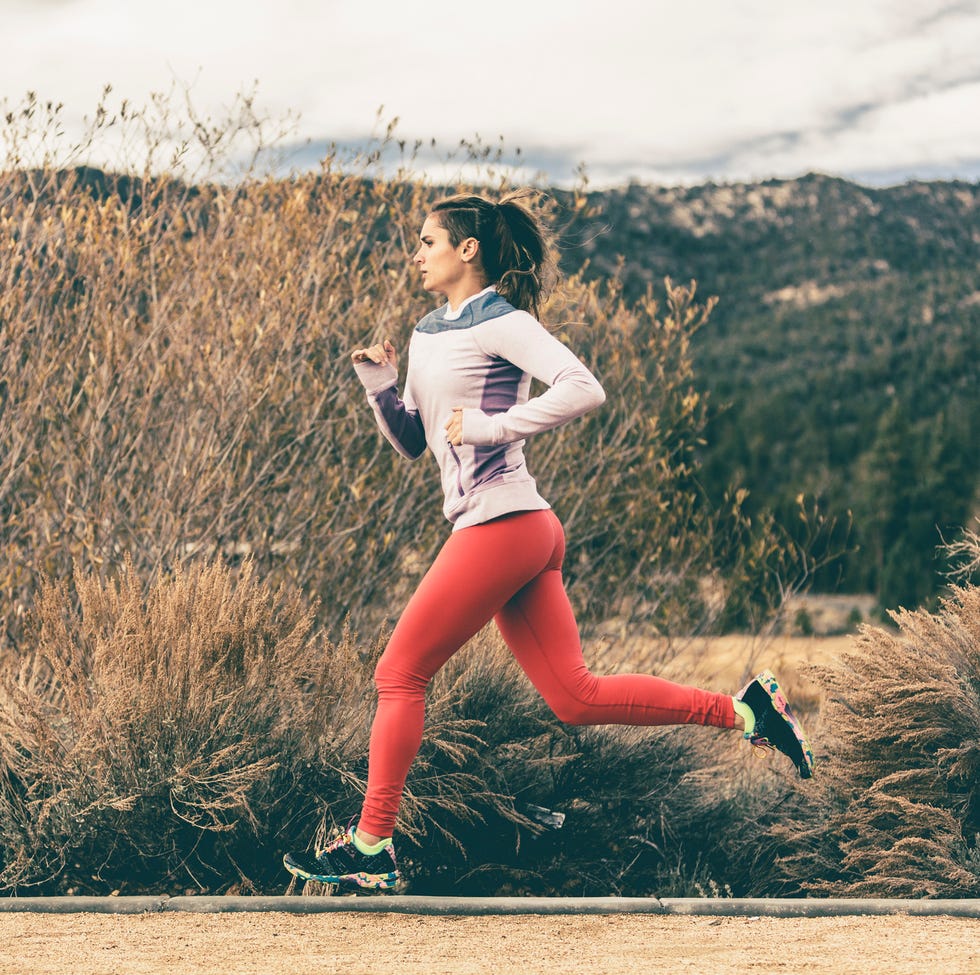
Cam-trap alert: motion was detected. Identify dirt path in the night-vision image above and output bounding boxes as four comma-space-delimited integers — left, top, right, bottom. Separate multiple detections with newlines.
1, 912, 977, 975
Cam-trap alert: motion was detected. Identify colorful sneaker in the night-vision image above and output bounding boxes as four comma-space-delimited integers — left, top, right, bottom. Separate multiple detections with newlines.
283, 825, 400, 891
736, 669, 815, 779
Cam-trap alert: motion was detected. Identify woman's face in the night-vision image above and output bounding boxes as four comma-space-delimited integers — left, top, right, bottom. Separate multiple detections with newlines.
412, 214, 474, 299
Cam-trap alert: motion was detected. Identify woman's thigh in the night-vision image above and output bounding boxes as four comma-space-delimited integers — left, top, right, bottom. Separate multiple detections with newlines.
377, 509, 562, 685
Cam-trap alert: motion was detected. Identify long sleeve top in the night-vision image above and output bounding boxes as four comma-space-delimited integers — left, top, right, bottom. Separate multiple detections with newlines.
353, 286, 606, 529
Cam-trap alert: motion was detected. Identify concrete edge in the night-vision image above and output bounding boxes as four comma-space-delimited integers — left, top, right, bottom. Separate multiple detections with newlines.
0, 896, 978, 917
0, 897, 167, 914
660, 897, 980, 918
166, 896, 665, 915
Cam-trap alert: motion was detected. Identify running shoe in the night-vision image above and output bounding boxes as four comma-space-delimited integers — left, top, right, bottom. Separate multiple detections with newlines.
736, 669, 815, 779
283, 825, 400, 891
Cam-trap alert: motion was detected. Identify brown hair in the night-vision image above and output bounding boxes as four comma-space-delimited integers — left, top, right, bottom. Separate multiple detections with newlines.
430, 190, 557, 318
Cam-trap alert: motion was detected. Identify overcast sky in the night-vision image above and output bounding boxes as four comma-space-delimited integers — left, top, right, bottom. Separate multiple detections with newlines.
4, 0, 980, 187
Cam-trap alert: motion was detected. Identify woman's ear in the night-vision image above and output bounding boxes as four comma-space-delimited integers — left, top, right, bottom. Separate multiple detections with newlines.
459, 236, 480, 264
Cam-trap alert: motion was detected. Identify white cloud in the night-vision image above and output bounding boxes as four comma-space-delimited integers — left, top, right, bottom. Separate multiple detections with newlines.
2, 0, 979, 185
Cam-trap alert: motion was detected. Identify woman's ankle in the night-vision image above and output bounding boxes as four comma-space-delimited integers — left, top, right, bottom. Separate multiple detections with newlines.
355, 828, 384, 846
353, 827, 391, 854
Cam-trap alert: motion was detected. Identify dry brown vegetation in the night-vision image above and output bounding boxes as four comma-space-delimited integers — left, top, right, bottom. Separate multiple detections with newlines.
769, 577, 980, 897
0, 559, 327, 890
0, 90, 812, 896
0, 91, 814, 659
0, 551, 792, 897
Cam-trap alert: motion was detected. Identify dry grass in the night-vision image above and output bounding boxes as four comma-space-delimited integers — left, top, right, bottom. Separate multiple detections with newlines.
768, 582, 980, 897
0, 557, 331, 892
0, 556, 804, 897
3, 545, 975, 899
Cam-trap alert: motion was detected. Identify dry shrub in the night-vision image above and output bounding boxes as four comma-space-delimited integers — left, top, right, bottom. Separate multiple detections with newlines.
0, 89, 815, 663
768, 584, 980, 897
0, 154, 434, 648
0, 557, 377, 894
0, 557, 796, 897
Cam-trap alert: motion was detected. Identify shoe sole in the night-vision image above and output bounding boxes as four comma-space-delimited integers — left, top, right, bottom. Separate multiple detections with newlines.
739, 669, 815, 778
282, 853, 399, 890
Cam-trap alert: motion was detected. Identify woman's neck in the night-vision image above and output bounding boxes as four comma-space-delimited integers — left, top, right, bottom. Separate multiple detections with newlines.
445, 282, 494, 314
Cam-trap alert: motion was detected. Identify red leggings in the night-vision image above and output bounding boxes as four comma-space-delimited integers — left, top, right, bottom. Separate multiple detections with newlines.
358, 509, 735, 837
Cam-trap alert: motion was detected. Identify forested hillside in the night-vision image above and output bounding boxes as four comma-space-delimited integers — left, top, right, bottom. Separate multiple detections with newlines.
558, 175, 980, 611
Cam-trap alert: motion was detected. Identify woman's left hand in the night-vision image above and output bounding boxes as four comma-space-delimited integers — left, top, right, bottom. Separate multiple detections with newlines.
444, 407, 464, 446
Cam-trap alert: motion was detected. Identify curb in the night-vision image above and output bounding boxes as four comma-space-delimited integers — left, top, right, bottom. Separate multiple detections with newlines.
0, 896, 978, 917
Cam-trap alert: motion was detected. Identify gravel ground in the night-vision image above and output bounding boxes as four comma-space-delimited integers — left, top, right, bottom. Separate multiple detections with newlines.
1, 912, 978, 975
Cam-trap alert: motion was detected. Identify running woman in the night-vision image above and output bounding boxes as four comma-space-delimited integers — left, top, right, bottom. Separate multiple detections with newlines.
283, 191, 814, 891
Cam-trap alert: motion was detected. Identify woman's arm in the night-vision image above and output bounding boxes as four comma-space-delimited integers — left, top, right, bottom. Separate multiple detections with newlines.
459, 312, 605, 446
351, 341, 426, 460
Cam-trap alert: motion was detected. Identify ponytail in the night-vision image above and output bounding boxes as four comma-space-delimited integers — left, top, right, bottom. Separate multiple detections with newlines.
430, 190, 558, 318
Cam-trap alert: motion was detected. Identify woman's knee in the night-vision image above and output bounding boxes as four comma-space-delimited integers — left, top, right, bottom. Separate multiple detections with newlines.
545, 695, 595, 726
536, 667, 599, 725
374, 652, 428, 697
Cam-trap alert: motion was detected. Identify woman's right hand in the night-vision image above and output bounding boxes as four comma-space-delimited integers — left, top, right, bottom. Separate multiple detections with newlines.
351, 339, 397, 368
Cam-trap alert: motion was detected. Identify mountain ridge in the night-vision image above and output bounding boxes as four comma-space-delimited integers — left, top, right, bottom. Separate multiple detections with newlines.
557, 172, 980, 608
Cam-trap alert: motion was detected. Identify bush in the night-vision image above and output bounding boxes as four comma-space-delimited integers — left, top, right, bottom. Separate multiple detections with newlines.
0, 557, 803, 896
0, 89, 817, 660
0, 557, 338, 892
768, 582, 980, 897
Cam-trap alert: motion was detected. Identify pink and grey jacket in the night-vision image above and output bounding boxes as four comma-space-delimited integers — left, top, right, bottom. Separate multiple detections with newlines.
353, 287, 606, 529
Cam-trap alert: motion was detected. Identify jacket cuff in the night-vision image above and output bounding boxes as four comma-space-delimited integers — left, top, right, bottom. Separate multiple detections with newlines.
461, 408, 496, 445
353, 360, 398, 395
